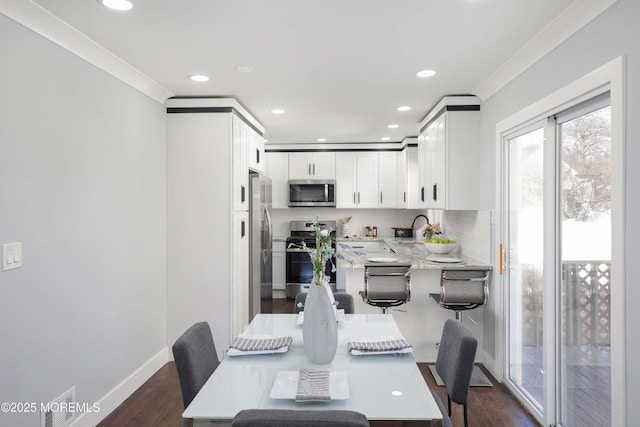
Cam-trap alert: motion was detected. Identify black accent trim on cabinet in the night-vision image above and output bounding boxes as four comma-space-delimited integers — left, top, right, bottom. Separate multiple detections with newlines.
419, 104, 480, 133
167, 106, 264, 137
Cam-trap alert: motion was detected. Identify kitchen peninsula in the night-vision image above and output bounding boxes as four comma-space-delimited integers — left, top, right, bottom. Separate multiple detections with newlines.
337, 237, 491, 362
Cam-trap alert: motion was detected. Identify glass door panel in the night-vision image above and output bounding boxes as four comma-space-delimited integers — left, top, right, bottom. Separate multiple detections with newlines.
507, 126, 546, 412
559, 105, 612, 426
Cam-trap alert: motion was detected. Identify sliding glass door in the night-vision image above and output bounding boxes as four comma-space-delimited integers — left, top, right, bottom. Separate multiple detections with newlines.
503, 95, 612, 426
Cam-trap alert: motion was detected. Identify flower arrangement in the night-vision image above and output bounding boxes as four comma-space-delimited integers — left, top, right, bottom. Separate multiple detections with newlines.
288, 217, 365, 285
418, 222, 442, 241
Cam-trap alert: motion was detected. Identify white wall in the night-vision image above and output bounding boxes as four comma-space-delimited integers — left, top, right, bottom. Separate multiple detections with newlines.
477, 0, 638, 423
0, 15, 167, 427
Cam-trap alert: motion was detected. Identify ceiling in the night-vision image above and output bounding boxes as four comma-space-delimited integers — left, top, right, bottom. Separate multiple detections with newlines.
30, 0, 576, 144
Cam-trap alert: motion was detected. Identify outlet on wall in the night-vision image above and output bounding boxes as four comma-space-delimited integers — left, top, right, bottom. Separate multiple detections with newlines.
2, 242, 23, 271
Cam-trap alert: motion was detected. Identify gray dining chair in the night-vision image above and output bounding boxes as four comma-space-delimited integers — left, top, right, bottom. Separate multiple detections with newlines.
172, 321, 220, 408
294, 292, 355, 314
430, 389, 453, 427
434, 319, 478, 427
231, 409, 370, 427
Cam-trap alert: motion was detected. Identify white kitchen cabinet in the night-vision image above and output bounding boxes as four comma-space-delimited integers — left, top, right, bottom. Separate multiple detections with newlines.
378, 151, 398, 208
266, 152, 289, 208
418, 96, 481, 210
247, 128, 265, 173
398, 142, 420, 209
288, 152, 335, 179
231, 211, 249, 338
335, 152, 379, 208
232, 115, 249, 211
272, 241, 286, 292
166, 98, 265, 355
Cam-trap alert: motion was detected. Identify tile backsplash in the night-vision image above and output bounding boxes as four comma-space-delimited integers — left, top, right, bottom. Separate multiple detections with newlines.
441, 210, 492, 263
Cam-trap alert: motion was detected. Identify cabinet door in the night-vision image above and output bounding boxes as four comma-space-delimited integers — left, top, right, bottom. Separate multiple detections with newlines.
378, 151, 398, 208
355, 152, 379, 208
428, 114, 446, 209
311, 152, 336, 179
288, 153, 312, 179
231, 211, 249, 338
232, 116, 249, 211
335, 152, 357, 208
248, 129, 265, 173
417, 132, 428, 208
266, 152, 289, 208
272, 251, 286, 291
397, 149, 407, 208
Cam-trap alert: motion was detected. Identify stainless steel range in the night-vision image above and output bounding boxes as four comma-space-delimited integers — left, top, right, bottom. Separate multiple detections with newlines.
285, 220, 337, 298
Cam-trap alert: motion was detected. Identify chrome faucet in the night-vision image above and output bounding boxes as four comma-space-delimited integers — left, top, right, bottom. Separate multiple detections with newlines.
411, 214, 430, 229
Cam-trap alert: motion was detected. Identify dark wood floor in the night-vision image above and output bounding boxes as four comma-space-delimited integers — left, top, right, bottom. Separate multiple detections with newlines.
98, 299, 540, 427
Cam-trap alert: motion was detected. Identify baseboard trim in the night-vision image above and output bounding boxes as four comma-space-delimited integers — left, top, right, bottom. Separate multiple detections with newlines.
70, 347, 170, 427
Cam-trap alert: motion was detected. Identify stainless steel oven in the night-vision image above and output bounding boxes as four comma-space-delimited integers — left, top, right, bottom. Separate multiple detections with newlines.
285, 220, 337, 298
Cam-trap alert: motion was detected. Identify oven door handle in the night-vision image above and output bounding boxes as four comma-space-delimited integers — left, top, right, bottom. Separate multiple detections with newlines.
286, 248, 309, 253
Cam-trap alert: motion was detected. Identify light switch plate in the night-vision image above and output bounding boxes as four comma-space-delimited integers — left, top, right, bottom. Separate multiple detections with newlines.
2, 242, 23, 271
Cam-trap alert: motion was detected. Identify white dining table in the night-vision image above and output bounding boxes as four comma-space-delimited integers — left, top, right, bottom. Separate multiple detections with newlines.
182, 313, 443, 426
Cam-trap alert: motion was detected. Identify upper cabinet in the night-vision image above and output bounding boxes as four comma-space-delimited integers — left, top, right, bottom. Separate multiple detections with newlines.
289, 152, 335, 179
398, 140, 420, 209
336, 152, 379, 208
378, 151, 398, 209
247, 129, 265, 174
265, 152, 289, 208
418, 96, 481, 210
232, 115, 249, 211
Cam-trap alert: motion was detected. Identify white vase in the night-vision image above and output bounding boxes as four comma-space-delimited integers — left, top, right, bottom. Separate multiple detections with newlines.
302, 279, 338, 364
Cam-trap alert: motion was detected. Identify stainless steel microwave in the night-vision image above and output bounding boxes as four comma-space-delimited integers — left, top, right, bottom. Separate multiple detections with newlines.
288, 180, 336, 207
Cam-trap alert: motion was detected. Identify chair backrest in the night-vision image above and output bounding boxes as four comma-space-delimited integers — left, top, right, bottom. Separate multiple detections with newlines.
172, 321, 220, 408
294, 292, 355, 314
362, 263, 411, 308
435, 319, 478, 405
231, 409, 370, 427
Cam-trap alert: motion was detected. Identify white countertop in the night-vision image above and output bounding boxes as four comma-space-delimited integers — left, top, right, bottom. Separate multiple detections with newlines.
342, 238, 491, 270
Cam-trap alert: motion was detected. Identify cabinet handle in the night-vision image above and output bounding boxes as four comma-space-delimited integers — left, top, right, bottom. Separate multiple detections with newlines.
308, 163, 311, 176
380, 192, 383, 204
404, 191, 406, 203
432, 184, 437, 201
421, 187, 425, 202
241, 185, 246, 203
358, 192, 360, 204
313, 163, 316, 175
241, 220, 246, 238
353, 192, 356, 204
256, 148, 260, 164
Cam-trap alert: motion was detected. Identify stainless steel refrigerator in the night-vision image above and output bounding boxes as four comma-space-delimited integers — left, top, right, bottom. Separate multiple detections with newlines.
249, 173, 272, 319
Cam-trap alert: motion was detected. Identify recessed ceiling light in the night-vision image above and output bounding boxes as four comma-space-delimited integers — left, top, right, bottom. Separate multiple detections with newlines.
99, 0, 133, 11
381, 137, 391, 141
416, 69, 436, 78
397, 106, 411, 112
387, 124, 399, 129
317, 138, 327, 142
271, 109, 285, 115
189, 74, 209, 82
236, 65, 254, 73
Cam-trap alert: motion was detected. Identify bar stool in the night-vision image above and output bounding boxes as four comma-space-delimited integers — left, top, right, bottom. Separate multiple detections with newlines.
361, 263, 411, 314
429, 269, 491, 388
429, 269, 488, 320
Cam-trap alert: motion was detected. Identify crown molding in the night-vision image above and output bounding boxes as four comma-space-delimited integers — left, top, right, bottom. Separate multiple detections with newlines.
473, 0, 618, 102
0, 1, 173, 103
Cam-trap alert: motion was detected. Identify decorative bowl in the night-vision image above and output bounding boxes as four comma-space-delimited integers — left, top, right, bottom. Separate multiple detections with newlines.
423, 242, 457, 254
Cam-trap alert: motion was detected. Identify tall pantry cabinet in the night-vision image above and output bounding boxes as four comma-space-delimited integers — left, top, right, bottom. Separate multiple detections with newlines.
166, 98, 265, 359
